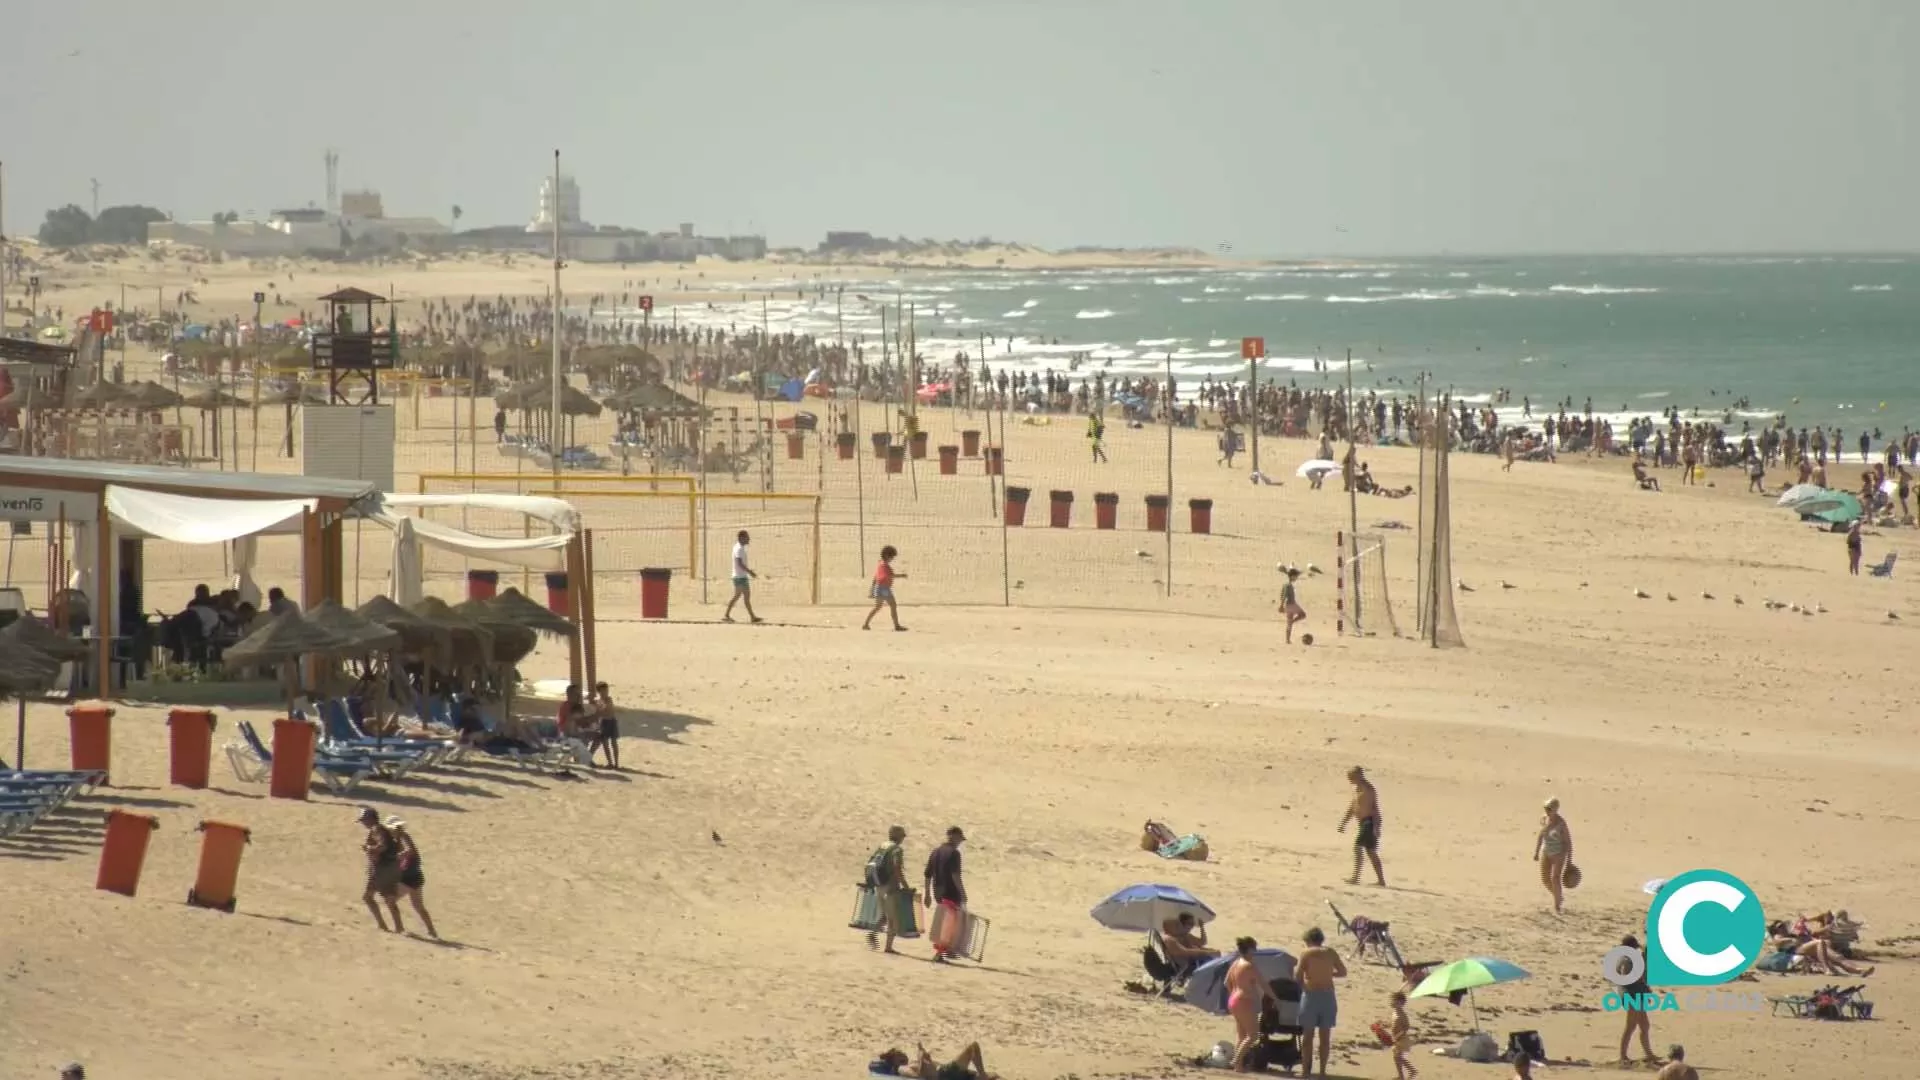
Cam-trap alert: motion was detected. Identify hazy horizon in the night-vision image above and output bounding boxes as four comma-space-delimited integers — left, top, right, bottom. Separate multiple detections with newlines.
3, 1, 1914, 257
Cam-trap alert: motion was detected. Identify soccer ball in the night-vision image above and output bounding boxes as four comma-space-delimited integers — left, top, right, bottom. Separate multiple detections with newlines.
1301, 633, 1314, 646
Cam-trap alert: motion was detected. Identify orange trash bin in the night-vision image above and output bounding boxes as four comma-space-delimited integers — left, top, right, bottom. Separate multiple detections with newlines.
96, 809, 159, 897
909, 431, 930, 460
1094, 492, 1119, 530
836, 432, 857, 460
639, 567, 672, 619
1004, 486, 1031, 527
786, 432, 806, 460
962, 429, 981, 457
1048, 490, 1074, 528
67, 703, 114, 783
188, 820, 252, 912
1145, 494, 1171, 533
885, 446, 905, 474
983, 446, 1004, 475
467, 569, 499, 600
545, 571, 572, 616
1189, 498, 1214, 535
938, 445, 959, 475
268, 718, 316, 801
166, 708, 217, 789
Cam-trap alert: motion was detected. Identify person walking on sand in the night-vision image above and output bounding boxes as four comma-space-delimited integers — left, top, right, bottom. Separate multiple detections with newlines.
1296, 927, 1348, 1079
923, 826, 967, 962
590, 682, 620, 769
866, 824, 910, 954
1613, 934, 1659, 1066
1389, 990, 1418, 1080
1279, 567, 1306, 644
1337, 766, 1386, 886
388, 818, 440, 939
358, 807, 406, 933
723, 530, 762, 623
1534, 798, 1573, 915
1226, 937, 1278, 1072
863, 545, 908, 631
1088, 412, 1108, 463
1847, 518, 1863, 575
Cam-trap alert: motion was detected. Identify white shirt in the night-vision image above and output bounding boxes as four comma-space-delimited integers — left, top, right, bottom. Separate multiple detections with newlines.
732, 542, 749, 578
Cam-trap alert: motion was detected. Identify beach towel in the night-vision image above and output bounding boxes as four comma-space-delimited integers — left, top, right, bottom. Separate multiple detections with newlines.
1157, 835, 1210, 861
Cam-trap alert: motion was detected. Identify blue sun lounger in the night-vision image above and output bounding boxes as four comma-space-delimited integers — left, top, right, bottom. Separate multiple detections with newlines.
230, 721, 375, 796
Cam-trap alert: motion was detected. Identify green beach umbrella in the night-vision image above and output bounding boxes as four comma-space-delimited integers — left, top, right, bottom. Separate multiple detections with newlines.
1409, 957, 1531, 1032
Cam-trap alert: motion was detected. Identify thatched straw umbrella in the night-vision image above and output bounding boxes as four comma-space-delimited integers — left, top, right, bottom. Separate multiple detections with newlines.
2, 645, 66, 767
450, 600, 537, 667
127, 380, 184, 409
223, 610, 360, 715
69, 380, 129, 410
303, 600, 403, 653
0, 615, 95, 663
355, 595, 452, 660
482, 587, 577, 639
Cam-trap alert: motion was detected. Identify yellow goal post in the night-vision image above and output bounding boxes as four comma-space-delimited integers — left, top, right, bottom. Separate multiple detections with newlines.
414, 472, 698, 495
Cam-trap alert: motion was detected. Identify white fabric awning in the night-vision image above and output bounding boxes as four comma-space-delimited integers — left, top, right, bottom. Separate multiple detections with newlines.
398, 514, 571, 571
105, 485, 316, 543
379, 493, 582, 533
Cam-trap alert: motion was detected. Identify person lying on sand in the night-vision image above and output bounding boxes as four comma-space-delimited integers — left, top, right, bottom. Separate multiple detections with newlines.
871, 1042, 998, 1080
1356, 464, 1415, 498
1790, 938, 1874, 976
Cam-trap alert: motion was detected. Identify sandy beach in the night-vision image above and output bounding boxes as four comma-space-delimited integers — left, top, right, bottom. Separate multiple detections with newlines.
2, 252, 1918, 1080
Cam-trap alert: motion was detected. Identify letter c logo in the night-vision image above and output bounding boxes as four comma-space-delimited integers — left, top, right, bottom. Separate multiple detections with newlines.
1646, 870, 1764, 987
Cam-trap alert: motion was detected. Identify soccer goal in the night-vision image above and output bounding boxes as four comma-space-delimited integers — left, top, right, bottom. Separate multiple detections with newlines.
1339, 531, 1400, 638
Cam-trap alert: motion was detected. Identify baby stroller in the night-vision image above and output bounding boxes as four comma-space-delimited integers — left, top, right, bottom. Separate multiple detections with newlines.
1242, 977, 1303, 1073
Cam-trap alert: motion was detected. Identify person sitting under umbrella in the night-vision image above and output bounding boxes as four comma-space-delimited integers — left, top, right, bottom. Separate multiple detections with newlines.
1162, 911, 1220, 966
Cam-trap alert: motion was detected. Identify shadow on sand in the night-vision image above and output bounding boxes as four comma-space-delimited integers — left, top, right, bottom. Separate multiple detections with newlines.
612, 707, 712, 746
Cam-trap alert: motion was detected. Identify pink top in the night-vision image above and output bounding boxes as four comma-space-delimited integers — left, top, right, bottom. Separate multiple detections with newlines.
874, 561, 895, 587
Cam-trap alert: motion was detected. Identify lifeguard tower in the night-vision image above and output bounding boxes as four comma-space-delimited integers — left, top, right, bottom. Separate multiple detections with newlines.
309, 286, 397, 404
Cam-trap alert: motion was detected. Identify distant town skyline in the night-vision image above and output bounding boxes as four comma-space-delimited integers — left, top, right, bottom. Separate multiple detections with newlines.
3, 1, 1916, 256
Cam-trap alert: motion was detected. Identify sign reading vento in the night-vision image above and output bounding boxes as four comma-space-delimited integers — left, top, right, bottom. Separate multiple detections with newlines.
0, 488, 100, 523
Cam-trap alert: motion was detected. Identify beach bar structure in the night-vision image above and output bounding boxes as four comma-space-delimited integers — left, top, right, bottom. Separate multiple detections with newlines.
0, 458, 598, 694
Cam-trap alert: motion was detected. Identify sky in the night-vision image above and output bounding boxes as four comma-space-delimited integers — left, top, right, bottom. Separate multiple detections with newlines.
2, 1, 1914, 255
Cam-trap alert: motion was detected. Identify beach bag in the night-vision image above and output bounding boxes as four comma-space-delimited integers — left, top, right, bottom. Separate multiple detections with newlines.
1755, 949, 1794, 974
1561, 862, 1582, 890
863, 845, 899, 889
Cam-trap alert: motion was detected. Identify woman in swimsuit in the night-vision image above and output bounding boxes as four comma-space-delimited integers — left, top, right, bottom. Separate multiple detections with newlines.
1226, 936, 1276, 1072
1533, 798, 1572, 915
871, 1042, 998, 1080
358, 807, 405, 932
388, 818, 440, 940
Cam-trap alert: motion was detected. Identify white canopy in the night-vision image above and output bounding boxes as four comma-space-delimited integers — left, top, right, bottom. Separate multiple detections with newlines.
372, 491, 578, 575
105, 485, 316, 543
379, 492, 581, 534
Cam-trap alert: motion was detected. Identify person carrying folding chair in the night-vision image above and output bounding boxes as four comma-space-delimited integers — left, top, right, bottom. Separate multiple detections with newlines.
924, 826, 968, 963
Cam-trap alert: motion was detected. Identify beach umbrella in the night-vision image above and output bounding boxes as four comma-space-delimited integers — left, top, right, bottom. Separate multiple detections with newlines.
451, 599, 538, 666
355, 595, 451, 659
185, 388, 248, 410
302, 600, 403, 653
1775, 483, 1825, 508
483, 587, 577, 638
127, 380, 184, 409
224, 610, 357, 666
69, 381, 128, 409
1409, 957, 1531, 1032
1296, 458, 1339, 479
0, 615, 95, 662
1090, 884, 1217, 933
1, 645, 65, 768
1795, 491, 1863, 523
1184, 949, 1298, 1016
0, 382, 49, 410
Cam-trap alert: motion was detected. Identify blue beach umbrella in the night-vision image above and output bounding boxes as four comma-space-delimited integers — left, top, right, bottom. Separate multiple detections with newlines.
1091, 884, 1215, 933
1796, 491, 1863, 523
1775, 483, 1825, 509
1184, 949, 1298, 1015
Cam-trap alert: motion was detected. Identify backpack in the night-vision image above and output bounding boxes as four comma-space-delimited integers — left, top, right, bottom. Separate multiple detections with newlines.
863, 844, 899, 889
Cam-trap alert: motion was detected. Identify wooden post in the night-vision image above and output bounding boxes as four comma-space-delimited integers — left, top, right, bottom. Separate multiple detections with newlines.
564, 535, 586, 687
94, 489, 113, 696
300, 508, 323, 691
579, 528, 598, 690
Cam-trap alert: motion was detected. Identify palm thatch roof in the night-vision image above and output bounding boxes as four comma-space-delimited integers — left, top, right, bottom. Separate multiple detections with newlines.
0, 645, 62, 695
450, 599, 538, 666
407, 597, 496, 668
303, 600, 403, 652
127, 380, 184, 408
355, 595, 452, 658
185, 387, 248, 410
70, 381, 131, 409
495, 380, 602, 417
0, 382, 50, 410
0, 615, 94, 662
223, 610, 357, 666
483, 587, 577, 637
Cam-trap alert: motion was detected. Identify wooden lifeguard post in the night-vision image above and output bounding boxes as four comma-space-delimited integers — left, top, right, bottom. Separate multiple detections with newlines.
309, 287, 397, 404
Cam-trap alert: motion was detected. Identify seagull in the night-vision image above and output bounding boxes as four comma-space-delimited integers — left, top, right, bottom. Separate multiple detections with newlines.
1499, 580, 1518, 590
1764, 598, 1782, 610
711, 830, 723, 845
1307, 562, 1323, 575
1666, 592, 1678, 602
1458, 580, 1475, 593
1733, 595, 1745, 605
1800, 606, 1815, 617
1701, 591, 1714, 600
1634, 588, 1650, 599
1137, 549, 1153, 559
1888, 611, 1900, 621
1790, 603, 1803, 613
1815, 602, 1828, 614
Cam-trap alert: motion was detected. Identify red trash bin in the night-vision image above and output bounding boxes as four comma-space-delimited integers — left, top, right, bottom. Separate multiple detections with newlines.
962, 429, 981, 457
96, 809, 159, 897
1189, 498, 1214, 535
871, 432, 891, 460
166, 708, 216, 789
545, 571, 572, 617
1094, 492, 1119, 530
269, 718, 316, 801
885, 446, 905, 474
786, 432, 806, 460
467, 569, 499, 600
639, 567, 672, 619
938, 445, 959, 475
67, 703, 114, 783
1004, 486, 1031, 527
983, 446, 1004, 475
909, 431, 930, 460
1145, 494, 1171, 533
188, 820, 252, 912
1048, 490, 1074, 528
836, 432, 857, 460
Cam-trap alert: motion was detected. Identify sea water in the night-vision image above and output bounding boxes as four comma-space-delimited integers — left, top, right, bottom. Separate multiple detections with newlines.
604, 254, 1920, 439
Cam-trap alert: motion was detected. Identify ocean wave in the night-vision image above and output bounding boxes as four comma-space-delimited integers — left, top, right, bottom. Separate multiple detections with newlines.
1325, 290, 1458, 303
1137, 337, 1182, 346
1153, 276, 1197, 286
1547, 284, 1660, 296
1178, 297, 1204, 303
1001, 310, 1029, 318
1851, 284, 1894, 292
1203, 285, 1236, 293
1245, 293, 1311, 302
1075, 309, 1116, 319
1635, 390, 1670, 400
1022, 298, 1040, 308
1069, 285, 1091, 291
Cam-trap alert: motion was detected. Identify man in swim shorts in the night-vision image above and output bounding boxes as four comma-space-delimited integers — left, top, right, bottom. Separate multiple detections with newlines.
723, 530, 762, 623
1337, 766, 1386, 887
1295, 927, 1347, 1079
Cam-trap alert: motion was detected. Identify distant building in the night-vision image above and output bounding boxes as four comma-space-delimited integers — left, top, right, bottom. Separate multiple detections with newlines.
822, 231, 881, 252
340, 190, 385, 219
530, 174, 587, 233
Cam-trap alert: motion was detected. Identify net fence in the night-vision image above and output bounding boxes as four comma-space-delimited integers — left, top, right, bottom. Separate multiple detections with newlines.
1416, 398, 1467, 648
1348, 532, 1401, 638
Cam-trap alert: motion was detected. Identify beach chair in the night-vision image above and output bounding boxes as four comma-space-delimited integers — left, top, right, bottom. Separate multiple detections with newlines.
323, 699, 452, 768
1141, 929, 1203, 996
0, 796, 63, 839
1327, 900, 1406, 968
1869, 551, 1897, 577
233, 721, 374, 796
